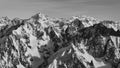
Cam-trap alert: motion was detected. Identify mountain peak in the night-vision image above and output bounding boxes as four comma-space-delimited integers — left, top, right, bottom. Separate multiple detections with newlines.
31, 13, 49, 20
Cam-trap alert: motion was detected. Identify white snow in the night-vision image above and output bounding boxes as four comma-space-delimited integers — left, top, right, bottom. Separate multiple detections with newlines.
72, 43, 111, 68
17, 63, 25, 68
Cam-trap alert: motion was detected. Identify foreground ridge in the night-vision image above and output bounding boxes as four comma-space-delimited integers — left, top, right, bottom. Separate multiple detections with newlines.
0, 13, 120, 68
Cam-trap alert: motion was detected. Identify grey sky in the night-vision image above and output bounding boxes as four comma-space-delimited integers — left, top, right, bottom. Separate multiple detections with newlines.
0, 0, 120, 21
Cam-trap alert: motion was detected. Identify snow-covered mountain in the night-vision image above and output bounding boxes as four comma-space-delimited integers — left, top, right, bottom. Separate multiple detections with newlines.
0, 13, 120, 68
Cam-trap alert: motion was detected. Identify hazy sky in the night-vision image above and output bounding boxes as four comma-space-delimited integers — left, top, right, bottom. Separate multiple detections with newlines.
0, 0, 120, 21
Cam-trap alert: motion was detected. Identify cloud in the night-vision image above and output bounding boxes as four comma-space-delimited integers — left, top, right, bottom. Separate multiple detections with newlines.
0, 0, 120, 21
83, 0, 120, 6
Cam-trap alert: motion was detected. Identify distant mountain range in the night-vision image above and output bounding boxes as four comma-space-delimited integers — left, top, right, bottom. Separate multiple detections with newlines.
0, 13, 120, 68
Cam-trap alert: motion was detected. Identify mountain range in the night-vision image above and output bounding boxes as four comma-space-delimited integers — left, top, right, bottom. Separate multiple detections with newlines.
0, 13, 120, 68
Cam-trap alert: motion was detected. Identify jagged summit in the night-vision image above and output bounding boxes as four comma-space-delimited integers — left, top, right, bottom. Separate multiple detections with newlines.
0, 13, 120, 68
31, 13, 48, 20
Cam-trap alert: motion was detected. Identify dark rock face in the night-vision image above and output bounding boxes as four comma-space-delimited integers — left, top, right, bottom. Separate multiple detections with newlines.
0, 13, 120, 68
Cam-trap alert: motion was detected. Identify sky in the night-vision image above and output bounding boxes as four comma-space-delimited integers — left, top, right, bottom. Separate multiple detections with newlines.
0, 0, 120, 21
